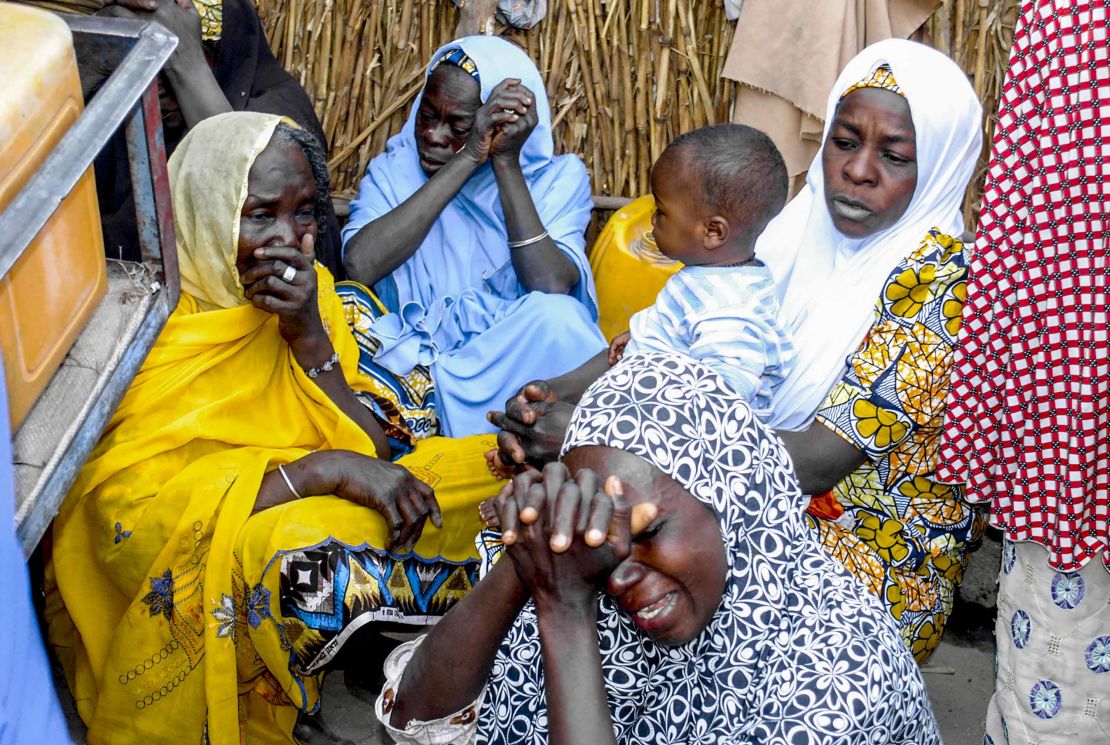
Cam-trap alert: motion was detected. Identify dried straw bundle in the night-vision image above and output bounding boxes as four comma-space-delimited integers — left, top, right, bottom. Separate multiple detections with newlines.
924, 0, 1020, 222
255, 0, 1018, 220
256, 0, 737, 198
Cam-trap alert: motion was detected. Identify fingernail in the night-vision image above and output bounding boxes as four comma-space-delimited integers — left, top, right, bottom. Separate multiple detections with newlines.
585, 528, 605, 545
550, 534, 569, 551
502, 531, 516, 544
605, 475, 623, 496
520, 507, 538, 523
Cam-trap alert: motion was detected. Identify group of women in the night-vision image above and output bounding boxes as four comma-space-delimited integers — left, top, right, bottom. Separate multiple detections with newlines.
46, 5, 993, 741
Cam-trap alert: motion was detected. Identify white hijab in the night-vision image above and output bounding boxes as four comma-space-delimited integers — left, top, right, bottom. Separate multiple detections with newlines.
760, 39, 982, 431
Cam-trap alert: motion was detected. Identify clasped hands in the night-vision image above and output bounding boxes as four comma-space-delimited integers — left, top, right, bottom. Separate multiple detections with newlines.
457, 79, 539, 167
491, 464, 657, 608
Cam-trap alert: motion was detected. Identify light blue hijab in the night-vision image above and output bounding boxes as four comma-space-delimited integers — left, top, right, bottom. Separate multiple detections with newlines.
341, 36, 605, 437
341, 35, 597, 317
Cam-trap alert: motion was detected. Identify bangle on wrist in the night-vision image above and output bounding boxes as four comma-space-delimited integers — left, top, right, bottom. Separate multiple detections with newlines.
507, 230, 549, 249
304, 352, 340, 378
277, 464, 304, 500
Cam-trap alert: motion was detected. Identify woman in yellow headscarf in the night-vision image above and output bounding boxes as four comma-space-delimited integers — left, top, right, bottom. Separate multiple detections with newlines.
44, 111, 497, 744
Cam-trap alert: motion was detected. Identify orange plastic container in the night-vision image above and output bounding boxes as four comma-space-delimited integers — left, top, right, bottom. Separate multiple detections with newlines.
589, 194, 682, 342
0, 4, 107, 429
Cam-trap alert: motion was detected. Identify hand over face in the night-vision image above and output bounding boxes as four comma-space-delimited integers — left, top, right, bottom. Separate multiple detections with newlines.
240, 234, 322, 344
328, 452, 443, 553
458, 79, 536, 166
487, 380, 571, 470
493, 464, 630, 608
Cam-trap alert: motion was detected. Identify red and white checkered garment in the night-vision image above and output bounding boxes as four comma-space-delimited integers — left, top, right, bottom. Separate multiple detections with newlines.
939, 0, 1110, 573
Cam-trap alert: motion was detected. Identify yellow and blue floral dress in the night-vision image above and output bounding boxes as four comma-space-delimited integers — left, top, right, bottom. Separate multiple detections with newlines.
808, 229, 986, 663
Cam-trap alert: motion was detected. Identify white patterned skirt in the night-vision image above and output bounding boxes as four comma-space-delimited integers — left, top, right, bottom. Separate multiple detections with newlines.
986, 538, 1110, 744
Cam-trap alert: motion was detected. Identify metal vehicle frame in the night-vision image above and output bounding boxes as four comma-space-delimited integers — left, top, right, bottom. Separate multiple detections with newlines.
0, 15, 179, 555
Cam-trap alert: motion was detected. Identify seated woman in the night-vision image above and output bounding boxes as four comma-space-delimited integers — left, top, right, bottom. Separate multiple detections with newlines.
379, 353, 940, 744
490, 39, 986, 663
44, 112, 499, 743
341, 36, 606, 438
89, 0, 345, 272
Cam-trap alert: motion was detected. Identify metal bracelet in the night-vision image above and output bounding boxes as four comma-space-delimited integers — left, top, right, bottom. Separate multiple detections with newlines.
277, 464, 303, 500
507, 230, 549, 249
305, 352, 340, 379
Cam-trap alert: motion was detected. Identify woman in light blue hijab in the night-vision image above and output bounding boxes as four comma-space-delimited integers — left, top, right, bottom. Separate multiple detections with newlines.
342, 37, 606, 437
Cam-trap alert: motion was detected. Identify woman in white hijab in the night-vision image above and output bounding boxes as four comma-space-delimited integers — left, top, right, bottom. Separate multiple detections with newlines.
758, 37, 985, 663
490, 39, 986, 663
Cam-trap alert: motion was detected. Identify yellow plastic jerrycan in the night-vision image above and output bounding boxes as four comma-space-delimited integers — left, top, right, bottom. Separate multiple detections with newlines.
589, 195, 682, 342
0, 4, 108, 429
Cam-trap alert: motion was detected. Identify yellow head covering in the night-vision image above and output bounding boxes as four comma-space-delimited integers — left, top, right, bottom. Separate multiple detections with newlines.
168, 111, 289, 310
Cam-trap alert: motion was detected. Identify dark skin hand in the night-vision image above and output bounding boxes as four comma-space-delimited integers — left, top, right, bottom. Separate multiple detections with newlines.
96, 0, 231, 129
253, 450, 442, 553
607, 331, 631, 365
497, 465, 628, 745
489, 369, 865, 493
390, 463, 658, 743
343, 66, 579, 294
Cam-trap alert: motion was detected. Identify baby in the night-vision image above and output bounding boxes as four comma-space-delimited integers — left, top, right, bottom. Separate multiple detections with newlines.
608, 123, 794, 420
482, 125, 795, 490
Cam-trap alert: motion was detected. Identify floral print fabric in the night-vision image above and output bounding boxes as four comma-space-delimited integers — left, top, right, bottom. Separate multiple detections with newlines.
986, 539, 1110, 743
810, 229, 986, 662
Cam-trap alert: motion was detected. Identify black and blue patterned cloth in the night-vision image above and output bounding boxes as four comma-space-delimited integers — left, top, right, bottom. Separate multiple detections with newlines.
477, 351, 941, 744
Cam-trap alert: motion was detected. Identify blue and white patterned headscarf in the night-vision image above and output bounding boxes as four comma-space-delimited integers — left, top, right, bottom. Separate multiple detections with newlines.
477, 351, 940, 743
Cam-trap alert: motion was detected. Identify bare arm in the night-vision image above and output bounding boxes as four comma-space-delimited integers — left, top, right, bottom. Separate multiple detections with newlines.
98, 0, 232, 126
161, 33, 232, 128
492, 157, 579, 295
775, 421, 866, 495
242, 237, 391, 459
546, 349, 610, 403
497, 465, 628, 745
535, 598, 616, 745
390, 555, 529, 725
254, 450, 441, 552
285, 331, 390, 459
342, 155, 481, 286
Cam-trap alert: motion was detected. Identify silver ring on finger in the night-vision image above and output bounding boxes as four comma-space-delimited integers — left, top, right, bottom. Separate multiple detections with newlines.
280, 264, 297, 283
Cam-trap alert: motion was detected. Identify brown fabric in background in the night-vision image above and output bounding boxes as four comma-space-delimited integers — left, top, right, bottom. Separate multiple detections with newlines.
723, 0, 938, 194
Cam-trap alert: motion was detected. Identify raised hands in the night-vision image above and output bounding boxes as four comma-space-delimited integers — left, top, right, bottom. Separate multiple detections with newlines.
458, 79, 538, 167
491, 464, 657, 609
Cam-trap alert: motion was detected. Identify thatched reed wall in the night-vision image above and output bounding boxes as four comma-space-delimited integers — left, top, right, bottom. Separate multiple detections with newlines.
256, 0, 1019, 219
